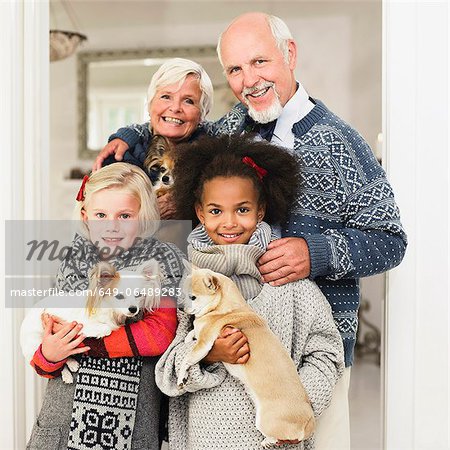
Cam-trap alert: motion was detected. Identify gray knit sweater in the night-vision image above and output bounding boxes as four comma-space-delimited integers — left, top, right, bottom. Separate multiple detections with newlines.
155, 225, 344, 450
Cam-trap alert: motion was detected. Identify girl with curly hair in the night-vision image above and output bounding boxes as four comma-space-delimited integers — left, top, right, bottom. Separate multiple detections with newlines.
155, 135, 345, 450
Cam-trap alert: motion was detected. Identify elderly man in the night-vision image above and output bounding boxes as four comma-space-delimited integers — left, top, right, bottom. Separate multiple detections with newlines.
212, 13, 406, 448
96, 12, 406, 449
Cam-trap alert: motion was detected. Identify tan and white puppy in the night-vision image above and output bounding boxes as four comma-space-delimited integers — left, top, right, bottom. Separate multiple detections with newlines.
178, 267, 315, 448
20, 260, 160, 383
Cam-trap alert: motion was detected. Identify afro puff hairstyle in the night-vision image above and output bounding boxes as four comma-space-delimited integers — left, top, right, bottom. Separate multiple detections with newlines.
172, 134, 300, 226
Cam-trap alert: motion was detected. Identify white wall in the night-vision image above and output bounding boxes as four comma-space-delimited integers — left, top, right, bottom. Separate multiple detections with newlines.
1, 1, 49, 448
383, 1, 449, 449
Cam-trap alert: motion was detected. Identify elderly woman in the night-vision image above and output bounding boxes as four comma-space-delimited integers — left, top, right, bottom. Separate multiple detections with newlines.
95, 57, 214, 219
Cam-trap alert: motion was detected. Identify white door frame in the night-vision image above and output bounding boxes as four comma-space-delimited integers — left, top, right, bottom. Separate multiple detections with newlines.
0, 1, 448, 448
383, 1, 448, 449
0, 1, 49, 448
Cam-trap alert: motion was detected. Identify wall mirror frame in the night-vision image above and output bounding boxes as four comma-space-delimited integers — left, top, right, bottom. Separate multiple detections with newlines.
77, 46, 235, 159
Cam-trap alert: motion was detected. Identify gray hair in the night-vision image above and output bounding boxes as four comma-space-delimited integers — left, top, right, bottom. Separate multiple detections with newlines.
217, 14, 293, 67
147, 58, 213, 120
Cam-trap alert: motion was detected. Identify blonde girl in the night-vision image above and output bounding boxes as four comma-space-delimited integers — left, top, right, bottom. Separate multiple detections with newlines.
26, 163, 183, 450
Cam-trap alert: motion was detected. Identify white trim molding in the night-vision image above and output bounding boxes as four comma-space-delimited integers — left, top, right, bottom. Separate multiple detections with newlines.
0, 1, 49, 448
383, 1, 448, 449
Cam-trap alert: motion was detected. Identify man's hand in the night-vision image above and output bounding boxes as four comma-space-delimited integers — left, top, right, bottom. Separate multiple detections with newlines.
202, 327, 250, 365
158, 192, 177, 219
258, 237, 311, 286
41, 316, 90, 363
93, 138, 129, 171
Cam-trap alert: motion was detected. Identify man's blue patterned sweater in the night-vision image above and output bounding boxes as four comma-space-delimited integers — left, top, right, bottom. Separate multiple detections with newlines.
111, 99, 407, 366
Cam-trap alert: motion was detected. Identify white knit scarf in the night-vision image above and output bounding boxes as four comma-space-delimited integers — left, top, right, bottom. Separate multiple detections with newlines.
187, 222, 278, 299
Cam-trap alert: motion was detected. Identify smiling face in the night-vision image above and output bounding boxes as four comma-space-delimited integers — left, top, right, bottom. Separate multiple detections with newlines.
81, 187, 141, 257
149, 74, 202, 143
220, 14, 297, 123
195, 176, 265, 245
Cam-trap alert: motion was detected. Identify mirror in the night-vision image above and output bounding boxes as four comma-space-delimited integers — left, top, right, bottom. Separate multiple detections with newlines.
77, 46, 236, 159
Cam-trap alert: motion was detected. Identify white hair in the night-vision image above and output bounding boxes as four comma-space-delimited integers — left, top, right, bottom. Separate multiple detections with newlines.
244, 83, 283, 123
146, 58, 213, 120
217, 14, 294, 67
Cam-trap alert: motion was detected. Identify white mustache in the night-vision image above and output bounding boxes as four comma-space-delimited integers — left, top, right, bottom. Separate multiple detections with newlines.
241, 81, 274, 97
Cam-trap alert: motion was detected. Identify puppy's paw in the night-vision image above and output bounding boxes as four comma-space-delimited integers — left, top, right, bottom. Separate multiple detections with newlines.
184, 329, 196, 344
177, 375, 188, 390
177, 368, 188, 390
66, 357, 80, 373
94, 330, 112, 339
261, 436, 278, 448
83, 324, 112, 338
260, 437, 277, 448
61, 367, 74, 384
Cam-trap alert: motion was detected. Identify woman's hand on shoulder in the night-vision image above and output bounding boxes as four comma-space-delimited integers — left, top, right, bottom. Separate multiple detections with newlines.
93, 138, 129, 171
41, 316, 90, 363
202, 326, 250, 365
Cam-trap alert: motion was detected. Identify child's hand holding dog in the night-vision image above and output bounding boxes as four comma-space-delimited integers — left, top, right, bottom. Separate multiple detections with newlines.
41, 315, 90, 363
202, 327, 250, 365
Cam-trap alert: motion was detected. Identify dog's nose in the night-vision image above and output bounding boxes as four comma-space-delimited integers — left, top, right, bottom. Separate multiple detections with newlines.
162, 175, 170, 184
128, 306, 138, 314
189, 295, 196, 301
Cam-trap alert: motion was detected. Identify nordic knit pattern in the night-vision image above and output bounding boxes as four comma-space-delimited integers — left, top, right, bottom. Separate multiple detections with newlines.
207, 100, 407, 366
113, 99, 407, 366
67, 356, 143, 450
155, 226, 344, 450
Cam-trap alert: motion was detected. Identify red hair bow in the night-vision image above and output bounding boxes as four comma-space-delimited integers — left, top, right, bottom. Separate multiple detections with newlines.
242, 156, 268, 182
76, 175, 89, 201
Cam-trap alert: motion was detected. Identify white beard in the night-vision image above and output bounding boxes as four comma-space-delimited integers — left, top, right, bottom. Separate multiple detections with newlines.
247, 96, 283, 124
243, 83, 283, 124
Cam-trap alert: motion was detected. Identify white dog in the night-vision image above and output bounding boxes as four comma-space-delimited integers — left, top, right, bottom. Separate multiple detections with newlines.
178, 267, 315, 448
20, 260, 160, 383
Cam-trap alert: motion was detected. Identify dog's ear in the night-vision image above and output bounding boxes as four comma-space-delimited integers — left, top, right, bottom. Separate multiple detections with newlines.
86, 262, 118, 316
138, 259, 160, 281
203, 274, 220, 293
149, 135, 170, 158
137, 260, 161, 311
182, 259, 193, 274
97, 262, 118, 288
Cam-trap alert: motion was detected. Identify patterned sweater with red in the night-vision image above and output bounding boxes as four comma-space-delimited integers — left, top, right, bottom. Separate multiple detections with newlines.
31, 297, 178, 378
